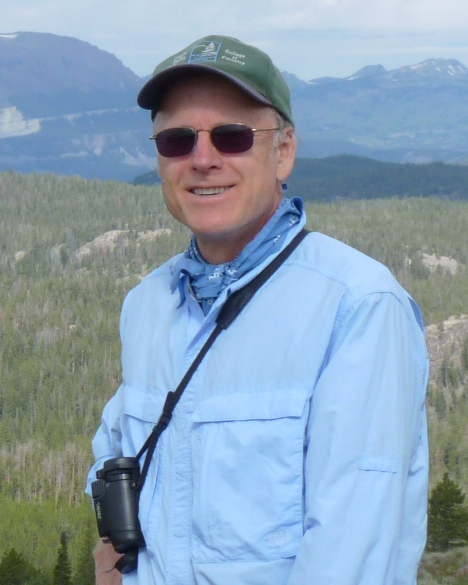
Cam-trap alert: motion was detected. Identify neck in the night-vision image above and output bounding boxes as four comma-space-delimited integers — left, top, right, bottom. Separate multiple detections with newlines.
195, 236, 250, 264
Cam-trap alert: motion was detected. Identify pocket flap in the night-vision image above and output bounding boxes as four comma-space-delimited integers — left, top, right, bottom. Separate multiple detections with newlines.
192, 388, 309, 423
121, 385, 166, 423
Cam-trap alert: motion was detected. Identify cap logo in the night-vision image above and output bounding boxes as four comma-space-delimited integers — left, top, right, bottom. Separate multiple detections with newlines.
188, 41, 221, 63
221, 50, 246, 66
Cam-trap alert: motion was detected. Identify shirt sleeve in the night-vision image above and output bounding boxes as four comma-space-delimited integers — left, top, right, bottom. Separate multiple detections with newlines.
85, 385, 124, 497
287, 291, 429, 585
85, 292, 132, 497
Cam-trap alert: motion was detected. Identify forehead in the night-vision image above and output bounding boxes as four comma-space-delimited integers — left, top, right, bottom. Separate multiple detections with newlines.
156, 74, 275, 127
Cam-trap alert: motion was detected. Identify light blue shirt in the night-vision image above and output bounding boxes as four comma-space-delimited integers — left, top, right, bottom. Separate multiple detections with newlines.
87, 216, 429, 584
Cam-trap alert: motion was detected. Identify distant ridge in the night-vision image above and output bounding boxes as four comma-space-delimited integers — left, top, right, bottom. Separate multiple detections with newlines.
1, 31, 468, 179
289, 155, 468, 201
131, 154, 468, 201
306, 58, 468, 85
0, 31, 140, 114
289, 58, 468, 164
346, 64, 387, 80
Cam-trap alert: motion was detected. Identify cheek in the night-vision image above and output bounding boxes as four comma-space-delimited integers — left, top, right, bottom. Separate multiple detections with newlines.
250, 155, 279, 193
161, 177, 185, 223
159, 162, 182, 201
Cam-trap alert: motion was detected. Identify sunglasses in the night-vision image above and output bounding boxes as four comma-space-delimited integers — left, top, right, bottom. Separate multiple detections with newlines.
150, 123, 279, 158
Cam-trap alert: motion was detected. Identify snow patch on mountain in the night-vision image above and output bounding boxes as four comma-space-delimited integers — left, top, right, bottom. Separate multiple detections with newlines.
118, 147, 155, 168
0, 107, 41, 138
390, 58, 468, 81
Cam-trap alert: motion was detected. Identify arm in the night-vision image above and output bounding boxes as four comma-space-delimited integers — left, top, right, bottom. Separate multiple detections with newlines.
288, 292, 429, 584
86, 384, 124, 494
86, 389, 125, 583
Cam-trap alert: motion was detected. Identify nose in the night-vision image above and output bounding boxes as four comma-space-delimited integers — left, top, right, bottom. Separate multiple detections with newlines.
190, 129, 223, 172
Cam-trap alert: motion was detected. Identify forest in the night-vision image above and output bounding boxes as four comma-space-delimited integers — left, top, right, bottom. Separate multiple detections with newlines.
1, 170, 468, 583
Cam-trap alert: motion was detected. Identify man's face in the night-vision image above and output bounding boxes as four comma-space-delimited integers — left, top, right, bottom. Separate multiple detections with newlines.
154, 75, 296, 263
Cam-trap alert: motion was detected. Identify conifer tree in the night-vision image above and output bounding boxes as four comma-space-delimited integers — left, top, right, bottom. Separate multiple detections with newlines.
427, 472, 468, 551
52, 531, 72, 585
0, 547, 42, 585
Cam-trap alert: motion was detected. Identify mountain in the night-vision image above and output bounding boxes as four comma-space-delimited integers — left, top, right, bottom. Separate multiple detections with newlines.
1, 32, 468, 180
0, 32, 154, 180
289, 58, 468, 163
346, 64, 388, 80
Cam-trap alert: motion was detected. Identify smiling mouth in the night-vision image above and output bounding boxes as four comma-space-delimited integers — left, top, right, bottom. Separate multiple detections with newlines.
191, 186, 233, 195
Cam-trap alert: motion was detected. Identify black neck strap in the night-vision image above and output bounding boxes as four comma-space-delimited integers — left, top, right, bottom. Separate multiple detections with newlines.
135, 228, 309, 490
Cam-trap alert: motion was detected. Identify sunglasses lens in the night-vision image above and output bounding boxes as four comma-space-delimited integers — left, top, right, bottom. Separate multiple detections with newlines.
154, 124, 256, 157
155, 128, 196, 157
211, 124, 254, 154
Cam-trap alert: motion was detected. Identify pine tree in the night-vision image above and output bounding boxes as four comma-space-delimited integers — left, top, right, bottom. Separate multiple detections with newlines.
52, 531, 72, 585
427, 472, 468, 551
74, 520, 97, 585
0, 548, 41, 585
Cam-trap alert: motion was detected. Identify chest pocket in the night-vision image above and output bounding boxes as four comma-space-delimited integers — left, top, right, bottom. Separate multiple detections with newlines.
120, 385, 165, 445
190, 388, 309, 563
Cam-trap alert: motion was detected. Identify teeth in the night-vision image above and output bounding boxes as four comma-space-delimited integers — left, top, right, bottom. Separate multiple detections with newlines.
192, 187, 230, 195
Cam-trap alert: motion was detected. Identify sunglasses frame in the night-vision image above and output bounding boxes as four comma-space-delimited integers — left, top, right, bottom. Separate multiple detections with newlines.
149, 123, 280, 158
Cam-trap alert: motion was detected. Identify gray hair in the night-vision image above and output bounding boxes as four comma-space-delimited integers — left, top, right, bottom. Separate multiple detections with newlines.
272, 109, 294, 148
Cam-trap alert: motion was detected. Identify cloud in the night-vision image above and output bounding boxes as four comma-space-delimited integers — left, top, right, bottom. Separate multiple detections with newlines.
262, 0, 468, 32
2, 0, 468, 79
6, 0, 468, 38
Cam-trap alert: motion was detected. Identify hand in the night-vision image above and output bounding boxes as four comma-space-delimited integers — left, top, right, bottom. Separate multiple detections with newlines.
94, 542, 123, 585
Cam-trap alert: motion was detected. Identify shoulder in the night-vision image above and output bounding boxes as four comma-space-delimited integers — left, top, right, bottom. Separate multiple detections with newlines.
121, 253, 183, 315
292, 231, 426, 332
295, 232, 428, 370
296, 231, 403, 300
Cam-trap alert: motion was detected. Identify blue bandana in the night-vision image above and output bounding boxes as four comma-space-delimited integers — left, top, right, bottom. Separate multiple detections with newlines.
170, 196, 303, 314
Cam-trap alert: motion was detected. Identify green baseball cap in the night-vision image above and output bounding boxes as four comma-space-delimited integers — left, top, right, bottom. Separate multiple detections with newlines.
137, 35, 293, 124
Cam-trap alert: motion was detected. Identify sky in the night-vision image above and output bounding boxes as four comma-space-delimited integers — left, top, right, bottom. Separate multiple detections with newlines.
2, 0, 468, 80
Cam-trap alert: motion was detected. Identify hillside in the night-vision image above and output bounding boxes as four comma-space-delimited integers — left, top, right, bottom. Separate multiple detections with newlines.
0, 32, 139, 115
0, 172, 468, 580
0, 32, 152, 180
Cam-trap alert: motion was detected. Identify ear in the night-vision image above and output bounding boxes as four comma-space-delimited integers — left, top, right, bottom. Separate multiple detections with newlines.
275, 127, 296, 183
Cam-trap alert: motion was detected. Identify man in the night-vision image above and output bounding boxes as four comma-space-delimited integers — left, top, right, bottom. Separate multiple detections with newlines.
87, 35, 429, 584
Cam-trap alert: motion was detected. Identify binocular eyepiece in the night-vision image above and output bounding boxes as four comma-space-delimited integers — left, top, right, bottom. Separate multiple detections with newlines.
91, 457, 146, 573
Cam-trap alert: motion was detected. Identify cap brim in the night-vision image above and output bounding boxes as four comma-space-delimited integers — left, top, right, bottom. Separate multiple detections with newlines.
137, 63, 273, 114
